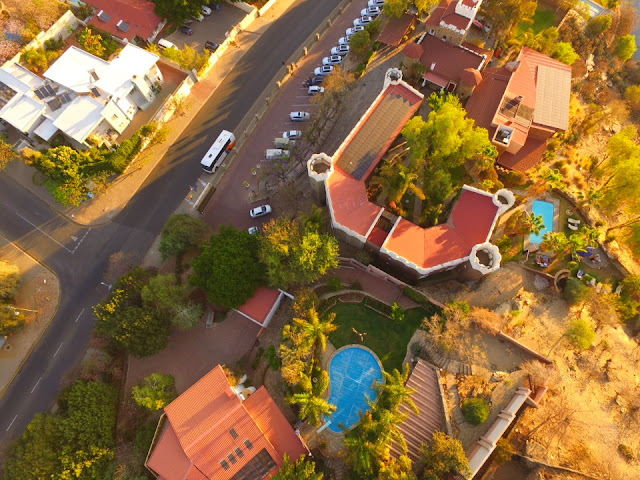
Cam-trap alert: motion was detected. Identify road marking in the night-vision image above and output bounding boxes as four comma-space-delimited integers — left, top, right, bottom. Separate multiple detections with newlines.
291, 104, 312, 107
6, 415, 18, 431
71, 236, 78, 242
74, 308, 85, 323
295, 95, 309, 98
71, 228, 91, 254
15, 212, 73, 253
30, 376, 42, 394
54, 342, 63, 358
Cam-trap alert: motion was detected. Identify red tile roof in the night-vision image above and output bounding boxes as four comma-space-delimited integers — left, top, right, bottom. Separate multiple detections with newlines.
464, 67, 512, 130
426, 0, 472, 31
497, 135, 547, 171
383, 188, 499, 270
379, 13, 415, 46
390, 360, 446, 461
85, 0, 163, 41
403, 42, 423, 59
419, 35, 485, 85
460, 67, 482, 86
236, 287, 281, 326
147, 366, 306, 480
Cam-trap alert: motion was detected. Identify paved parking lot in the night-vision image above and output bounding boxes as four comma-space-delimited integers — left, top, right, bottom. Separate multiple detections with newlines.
203, 0, 370, 232
165, 4, 247, 51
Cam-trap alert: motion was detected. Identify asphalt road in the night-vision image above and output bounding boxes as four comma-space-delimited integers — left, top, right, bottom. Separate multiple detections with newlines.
0, 0, 341, 450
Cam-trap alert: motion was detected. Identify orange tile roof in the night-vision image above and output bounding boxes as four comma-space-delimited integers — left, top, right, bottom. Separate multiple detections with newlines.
403, 42, 423, 59
85, 0, 163, 41
236, 287, 281, 326
464, 67, 512, 129
419, 35, 485, 86
497, 136, 547, 171
383, 188, 499, 269
379, 13, 415, 46
460, 68, 482, 87
148, 366, 306, 480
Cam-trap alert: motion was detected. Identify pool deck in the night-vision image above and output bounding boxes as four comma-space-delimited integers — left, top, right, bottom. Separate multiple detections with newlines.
525, 196, 560, 250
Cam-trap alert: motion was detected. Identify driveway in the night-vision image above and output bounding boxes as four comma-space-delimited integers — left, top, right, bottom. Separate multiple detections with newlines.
202, 0, 369, 232
166, 5, 247, 51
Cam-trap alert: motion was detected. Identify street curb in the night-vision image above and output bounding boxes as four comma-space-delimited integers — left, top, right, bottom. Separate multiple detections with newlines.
0, 237, 62, 400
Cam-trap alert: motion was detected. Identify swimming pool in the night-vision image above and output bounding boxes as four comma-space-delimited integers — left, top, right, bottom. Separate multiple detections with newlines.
326, 346, 383, 433
529, 200, 555, 245
580, 0, 605, 17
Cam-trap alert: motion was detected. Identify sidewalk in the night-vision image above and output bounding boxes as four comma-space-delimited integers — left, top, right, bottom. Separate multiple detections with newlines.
3, 0, 302, 227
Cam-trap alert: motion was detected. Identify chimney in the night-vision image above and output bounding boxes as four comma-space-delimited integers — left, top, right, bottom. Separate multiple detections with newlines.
430, 62, 436, 71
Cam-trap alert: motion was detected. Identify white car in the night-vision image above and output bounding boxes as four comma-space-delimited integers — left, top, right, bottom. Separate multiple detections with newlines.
331, 44, 350, 56
361, 6, 381, 17
368, 0, 385, 6
248, 226, 260, 235
338, 36, 351, 46
249, 205, 272, 218
322, 55, 343, 66
283, 130, 302, 139
354, 16, 373, 27
290, 111, 310, 121
202, 5, 212, 15
346, 25, 365, 36
314, 65, 333, 76
308, 86, 324, 95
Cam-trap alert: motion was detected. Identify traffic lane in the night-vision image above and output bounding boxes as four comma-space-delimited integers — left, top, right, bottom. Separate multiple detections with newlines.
116, 0, 343, 234
203, 0, 367, 231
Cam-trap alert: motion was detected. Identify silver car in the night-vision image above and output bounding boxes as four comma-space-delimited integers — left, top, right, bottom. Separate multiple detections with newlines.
314, 65, 334, 76
323, 55, 343, 66
249, 205, 272, 218
289, 111, 311, 121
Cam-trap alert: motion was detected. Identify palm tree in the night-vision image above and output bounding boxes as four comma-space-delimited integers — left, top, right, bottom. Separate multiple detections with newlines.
371, 160, 424, 206
376, 365, 418, 414
541, 232, 569, 256
287, 391, 336, 426
343, 414, 385, 477
300, 204, 326, 233
522, 213, 545, 235
293, 308, 338, 360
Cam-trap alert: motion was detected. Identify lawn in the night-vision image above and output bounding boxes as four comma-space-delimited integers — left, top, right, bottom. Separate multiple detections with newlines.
516, 5, 558, 36
326, 301, 430, 372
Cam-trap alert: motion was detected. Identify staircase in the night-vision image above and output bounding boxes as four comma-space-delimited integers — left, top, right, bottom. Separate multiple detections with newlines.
420, 340, 474, 376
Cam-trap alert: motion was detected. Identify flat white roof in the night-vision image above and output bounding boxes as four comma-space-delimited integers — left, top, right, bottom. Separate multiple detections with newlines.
2, 63, 44, 90
0, 95, 45, 132
34, 118, 58, 141
0, 68, 31, 96
96, 44, 159, 98
44, 46, 110, 94
53, 96, 104, 144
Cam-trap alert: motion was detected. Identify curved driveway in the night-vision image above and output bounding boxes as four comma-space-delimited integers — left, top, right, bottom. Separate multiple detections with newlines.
0, 0, 340, 449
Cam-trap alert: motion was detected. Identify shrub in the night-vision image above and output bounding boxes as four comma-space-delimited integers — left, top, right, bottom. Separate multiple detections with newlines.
403, 286, 427, 304
265, 345, 281, 370
107, 133, 142, 173
410, 342, 422, 356
355, 250, 372, 265
391, 302, 405, 322
365, 19, 381, 37
566, 317, 596, 350
462, 397, 490, 424
0, 262, 21, 299
618, 443, 635, 461
327, 276, 343, 292
496, 235, 512, 253
563, 277, 588, 305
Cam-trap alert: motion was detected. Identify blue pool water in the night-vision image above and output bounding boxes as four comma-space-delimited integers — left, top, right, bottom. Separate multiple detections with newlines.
326, 346, 383, 433
580, 0, 605, 17
529, 200, 555, 245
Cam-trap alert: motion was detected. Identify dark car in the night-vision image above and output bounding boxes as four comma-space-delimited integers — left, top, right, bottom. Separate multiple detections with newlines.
178, 25, 193, 35
304, 76, 325, 87
208, 1, 222, 10
204, 41, 219, 52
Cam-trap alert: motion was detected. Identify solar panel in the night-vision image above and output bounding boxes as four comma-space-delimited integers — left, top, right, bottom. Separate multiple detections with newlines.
47, 97, 62, 111
34, 88, 46, 100
0, 82, 17, 109
117, 21, 130, 32
98, 11, 111, 22
90, 87, 100, 97
45, 85, 55, 97
60, 93, 72, 104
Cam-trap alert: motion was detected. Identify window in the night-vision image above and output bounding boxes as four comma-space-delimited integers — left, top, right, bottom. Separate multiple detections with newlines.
230, 428, 238, 439
220, 460, 230, 470
230, 449, 277, 480
228, 453, 237, 464
244, 439, 253, 450
235, 447, 244, 458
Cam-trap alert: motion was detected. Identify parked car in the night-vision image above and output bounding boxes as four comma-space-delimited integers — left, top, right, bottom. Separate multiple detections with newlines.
265, 148, 289, 160
368, 0, 385, 6
250, 205, 272, 218
314, 65, 334, 76
202, 5, 212, 15
308, 86, 324, 95
207, 0, 222, 10
331, 44, 350, 56
361, 6, 381, 16
178, 25, 193, 35
346, 25, 365, 36
354, 16, 373, 27
304, 76, 325, 86
289, 111, 310, 121
338, 36, 351, 46
204, 41, 219, 52
248, 226, 260, 235
191, 13, 204, 22
283, 130, 302, 139
322, 55, 343, 66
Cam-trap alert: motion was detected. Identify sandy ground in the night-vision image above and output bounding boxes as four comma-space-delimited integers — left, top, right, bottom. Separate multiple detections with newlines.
0, 236, 60, 395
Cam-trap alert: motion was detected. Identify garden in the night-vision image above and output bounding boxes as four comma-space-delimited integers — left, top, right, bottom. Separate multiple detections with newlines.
515, 3, 559, 36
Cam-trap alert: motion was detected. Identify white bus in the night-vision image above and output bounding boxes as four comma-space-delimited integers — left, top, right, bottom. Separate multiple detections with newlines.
201, 130, 236, 173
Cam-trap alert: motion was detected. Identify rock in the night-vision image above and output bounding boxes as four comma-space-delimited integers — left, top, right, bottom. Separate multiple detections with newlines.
533, 276, 549, 290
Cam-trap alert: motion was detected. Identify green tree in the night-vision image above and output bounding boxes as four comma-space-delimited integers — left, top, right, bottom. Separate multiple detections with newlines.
566, 317, 596, 350
141, 274, 184, 315
131, 373, 177, 411
170, 301, 204, 329
552, 42, 579, 65
493, 438, 515, 467
349, 29, 371, 56
563, 277, 589, 305
0, 261, 20, 299
293, 308, 338, 359
615, 34, 637, 61
413, 0, 439, 15
379, 454, 418, 480
585, 14, 612, 37
419, 432, 471, 480
258, 218, 339, 290
190, 225, 264, 309
0, 136, 15, 170
624, 84, 640, 113
20, 48, 49, 73
0, 305, 26, 336
385, 0, 410, 18
479, 0, 537, 41
152, 0, 210, 26
371, 160, 425, 205
461, 397, 490, 424
272, 454, 324, 480
287, 385, 336, 426
343, 416, 386, 477
159, 214, 209, 260
522, 213, 545, 235
377, 364, 417, 414
77, 28, 106, 58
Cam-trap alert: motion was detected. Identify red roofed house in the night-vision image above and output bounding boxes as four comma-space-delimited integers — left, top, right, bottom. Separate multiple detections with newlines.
146, 365, 308, 480
307, 69, 515, 281
465, 47, 572, 171
426, 0, 483, 46
235, 287, 289, 328
85, 0, 166, 44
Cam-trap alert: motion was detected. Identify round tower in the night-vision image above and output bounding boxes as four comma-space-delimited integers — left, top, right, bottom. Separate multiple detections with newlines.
306, 153, 334, 205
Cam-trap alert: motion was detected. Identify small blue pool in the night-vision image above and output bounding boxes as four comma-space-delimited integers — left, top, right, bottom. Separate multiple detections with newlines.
580, 0, 605, 17
326, 346, 383, 433
529, 200, 555, 245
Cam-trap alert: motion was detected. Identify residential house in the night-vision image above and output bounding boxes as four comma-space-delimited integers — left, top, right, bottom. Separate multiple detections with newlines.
145, 365, 308, 480
84, 0, 166, 44
379, 13, 416, 47
425, 0, 483, 46
0, 43, 163, 148
307, 69, 515, 281
465, 47, 572, 171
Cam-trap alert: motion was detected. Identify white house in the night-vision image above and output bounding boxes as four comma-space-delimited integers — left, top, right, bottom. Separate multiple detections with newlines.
0, 43, 163, 148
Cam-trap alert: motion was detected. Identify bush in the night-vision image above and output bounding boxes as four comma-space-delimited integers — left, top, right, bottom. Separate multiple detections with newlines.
391, 302, 405, 322
563, 277, 589, 305
365, 19, 381, 37
462, 397, 490, 424
618, 443, 635, 461
107, 133, 142, 173
566, 317, 596, 350
0, 262, 20, 300
350, 30, 371, 56
265, 345, 281, 370
327, 276, 343, 292
355, 250, 372, 265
